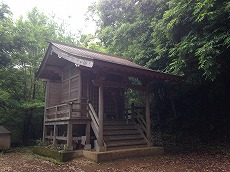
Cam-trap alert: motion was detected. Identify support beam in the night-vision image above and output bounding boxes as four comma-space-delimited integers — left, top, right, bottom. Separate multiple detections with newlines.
67, 122, 73, 150
145, 85, 152, 146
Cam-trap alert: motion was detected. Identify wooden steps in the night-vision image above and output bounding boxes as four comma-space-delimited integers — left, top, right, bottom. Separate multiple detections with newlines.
103, 120, 147, 151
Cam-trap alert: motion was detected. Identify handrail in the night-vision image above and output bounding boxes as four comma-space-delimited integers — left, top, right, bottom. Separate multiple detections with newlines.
88, 103, 99, 140
88, 103, 99, 125
133, 112, 147, 134
125, 104, 152, 146
133, 111, 152, 146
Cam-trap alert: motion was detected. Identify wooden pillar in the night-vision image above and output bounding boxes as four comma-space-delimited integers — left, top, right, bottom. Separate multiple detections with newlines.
67, 121, 73, 150
42, 121, 46, 142
145, 85, 151, 146
98, 83, 104, 149
86, 121, 91, 144
78, 70, 82, 117
53, 124, 57, 146
43, 80, 49, 142
43, 125, 47, 142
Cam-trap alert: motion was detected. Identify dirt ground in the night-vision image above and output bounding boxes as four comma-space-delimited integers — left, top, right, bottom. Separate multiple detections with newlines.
1, 150, 230, 172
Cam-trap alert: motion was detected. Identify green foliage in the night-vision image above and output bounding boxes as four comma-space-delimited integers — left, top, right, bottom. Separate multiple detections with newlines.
0, 4, 79, 145
79, 34, 108, 53
89, 0, 230, 145
0, 3, 14, 68
95, 0, 159, 66
93, 0, 229, 80
151, 0, 230, 80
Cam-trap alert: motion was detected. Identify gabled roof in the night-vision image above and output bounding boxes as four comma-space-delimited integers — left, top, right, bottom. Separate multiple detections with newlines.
50, 41, 147, 70
0, 125, 11, 134
36, 40, 182, 81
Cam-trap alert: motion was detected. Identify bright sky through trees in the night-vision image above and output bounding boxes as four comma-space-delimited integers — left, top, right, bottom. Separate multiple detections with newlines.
3, 0, 97, 34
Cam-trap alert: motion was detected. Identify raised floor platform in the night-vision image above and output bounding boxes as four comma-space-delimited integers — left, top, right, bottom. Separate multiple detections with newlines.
83, 147, 164, 163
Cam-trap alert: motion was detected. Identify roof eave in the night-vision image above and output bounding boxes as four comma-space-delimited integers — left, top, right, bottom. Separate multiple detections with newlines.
93, 60, 183, 81
35, 44, 52, 79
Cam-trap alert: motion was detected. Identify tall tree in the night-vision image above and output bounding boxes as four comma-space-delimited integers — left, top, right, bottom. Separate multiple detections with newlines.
95, 0, 160, 67
151, 0, 230, 80
89, 0, 230, 144
0, 3, 14, 68
0, 5, 79, 145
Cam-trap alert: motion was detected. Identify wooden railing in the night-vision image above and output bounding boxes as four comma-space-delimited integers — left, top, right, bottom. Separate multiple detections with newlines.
46, 103, 69, 121
125, 104, 152, 146
88, 103, 99, 140
45, 101, 89, 121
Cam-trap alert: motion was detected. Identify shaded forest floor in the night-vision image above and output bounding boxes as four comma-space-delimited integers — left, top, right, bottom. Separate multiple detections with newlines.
1, 148, 230, 172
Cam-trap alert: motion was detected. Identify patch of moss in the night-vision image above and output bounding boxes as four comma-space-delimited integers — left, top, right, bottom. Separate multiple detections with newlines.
32, 146, 82, 162
33, 146, 65, 162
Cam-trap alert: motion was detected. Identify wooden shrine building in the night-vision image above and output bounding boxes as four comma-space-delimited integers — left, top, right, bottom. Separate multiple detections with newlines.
36, 40, 181, 152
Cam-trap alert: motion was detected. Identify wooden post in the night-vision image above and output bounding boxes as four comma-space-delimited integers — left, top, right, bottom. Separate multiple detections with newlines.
53, 124, 57, 147
98, 83, 104, 149
145, 85, 152, 146
86, 121, 91, 144
42, 80, 49, 142
67, 121, 73, 150
79, 70, 82, 117
69, 103, 72, 119
43, 125, 47, 141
